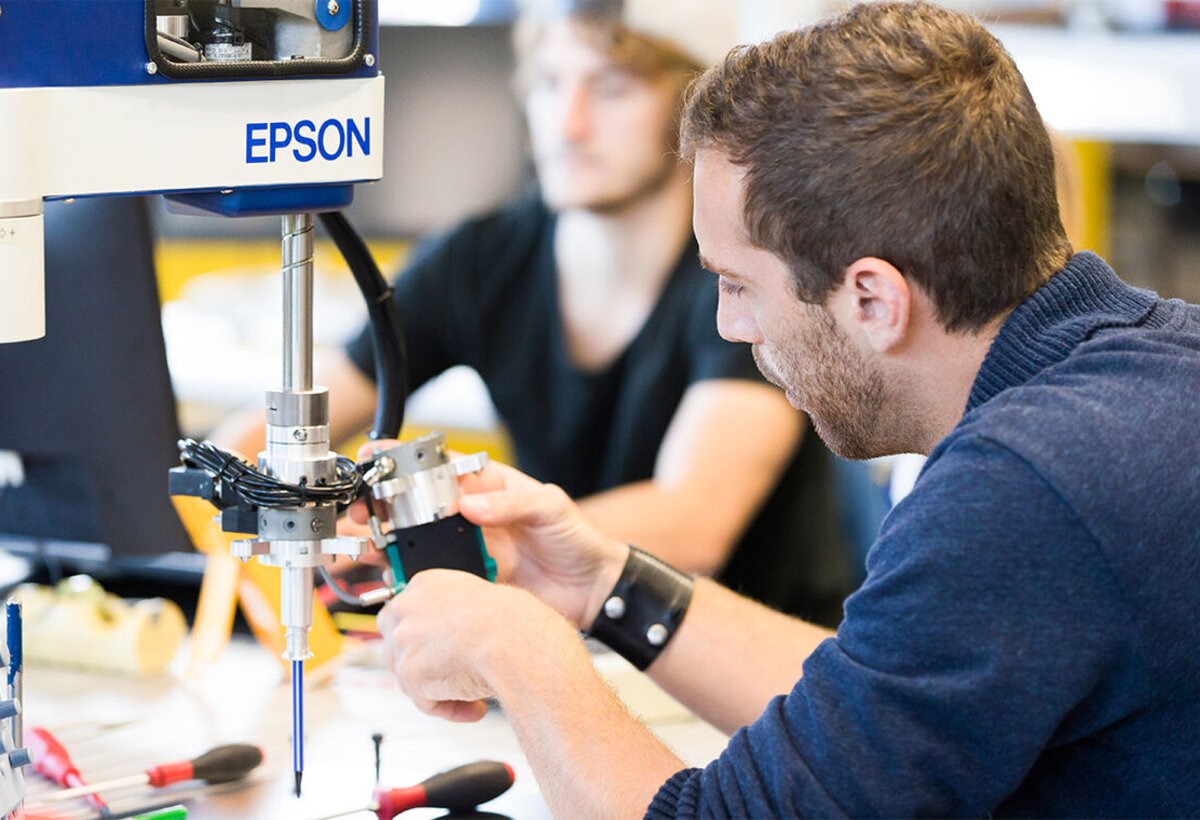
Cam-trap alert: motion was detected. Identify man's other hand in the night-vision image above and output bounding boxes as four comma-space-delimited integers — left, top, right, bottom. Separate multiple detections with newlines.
377, 569, 587, 722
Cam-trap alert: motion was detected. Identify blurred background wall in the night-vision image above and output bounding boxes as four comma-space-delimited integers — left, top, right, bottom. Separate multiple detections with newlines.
154, 1, 1200, 438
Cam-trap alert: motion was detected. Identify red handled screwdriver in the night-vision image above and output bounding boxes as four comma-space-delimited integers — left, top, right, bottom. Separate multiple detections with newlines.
314, 760, 515, 820
37, 742, 263, 804
28, 726, 112, 817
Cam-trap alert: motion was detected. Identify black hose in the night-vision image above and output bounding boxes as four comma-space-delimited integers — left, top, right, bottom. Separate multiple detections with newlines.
318, 211, 406, 440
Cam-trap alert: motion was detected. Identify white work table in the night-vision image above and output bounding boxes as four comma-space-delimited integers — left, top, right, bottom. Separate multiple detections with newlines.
24, 638, 728, 819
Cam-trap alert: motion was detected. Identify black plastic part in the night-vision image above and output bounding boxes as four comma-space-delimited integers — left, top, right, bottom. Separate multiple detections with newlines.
168, 465, 259, 535
422, 761, 514, 812
143, 0, 372, 80
168, 466, 216, 502
391, 515, 490, 581
192, 744, 264, 784
318, 211, 406, 440
220, 505, 260, 537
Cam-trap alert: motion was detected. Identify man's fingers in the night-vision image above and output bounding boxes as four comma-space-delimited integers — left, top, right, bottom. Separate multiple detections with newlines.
407, 687, 487, 723
347, 498, 369, 525
357, 438, 400, 461
427, 698, 489, 723
458, 484, 571, 529
458, 460, 543, 495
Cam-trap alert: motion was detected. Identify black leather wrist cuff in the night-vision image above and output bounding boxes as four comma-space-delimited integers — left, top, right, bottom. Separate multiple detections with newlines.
586, 546, 694, 671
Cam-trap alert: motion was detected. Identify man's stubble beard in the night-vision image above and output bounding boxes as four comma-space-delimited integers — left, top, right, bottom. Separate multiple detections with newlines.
754, 305, 895, 461
576, 153, 680, 216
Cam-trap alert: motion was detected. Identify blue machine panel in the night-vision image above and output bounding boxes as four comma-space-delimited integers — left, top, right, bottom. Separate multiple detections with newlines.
164, 184, 355, 217
0, 0, 379, 88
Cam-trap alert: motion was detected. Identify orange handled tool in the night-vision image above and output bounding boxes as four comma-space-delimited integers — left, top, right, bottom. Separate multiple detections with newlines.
27, 726, 111, 817
37, 743, 263, 804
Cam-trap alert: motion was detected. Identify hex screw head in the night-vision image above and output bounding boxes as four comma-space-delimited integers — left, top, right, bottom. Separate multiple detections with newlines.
310, 518, 325, 533
145, 61, 158, 75
293, 428, 308, 442
364, 53, 376, 67
327, 0, 339, 15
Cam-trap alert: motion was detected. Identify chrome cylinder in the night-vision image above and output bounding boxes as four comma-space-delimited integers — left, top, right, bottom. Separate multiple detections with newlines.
281, 214, 314, 393
369, 433, 488, 531
281, 566, 314, 661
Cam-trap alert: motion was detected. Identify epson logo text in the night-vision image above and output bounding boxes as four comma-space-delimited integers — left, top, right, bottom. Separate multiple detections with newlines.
245, 117, 370, 164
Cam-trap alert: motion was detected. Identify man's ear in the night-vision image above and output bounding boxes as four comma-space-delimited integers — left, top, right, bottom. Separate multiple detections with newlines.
842, 257, 910, 353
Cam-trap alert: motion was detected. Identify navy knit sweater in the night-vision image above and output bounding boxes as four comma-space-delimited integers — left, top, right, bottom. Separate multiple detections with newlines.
647, 253, 1200, 817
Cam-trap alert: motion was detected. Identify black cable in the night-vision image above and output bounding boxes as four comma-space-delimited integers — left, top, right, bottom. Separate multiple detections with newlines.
177, 439, 364, 511
318, 211, 406, 440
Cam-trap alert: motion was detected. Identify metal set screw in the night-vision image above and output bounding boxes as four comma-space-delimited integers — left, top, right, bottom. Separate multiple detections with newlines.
364, 53, 376, 67
144, 61, 158, 75
327, 0, 339, 15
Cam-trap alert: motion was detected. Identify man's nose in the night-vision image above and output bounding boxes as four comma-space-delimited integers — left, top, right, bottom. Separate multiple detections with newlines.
716, 292, 763, 345
559, 83, 590, 142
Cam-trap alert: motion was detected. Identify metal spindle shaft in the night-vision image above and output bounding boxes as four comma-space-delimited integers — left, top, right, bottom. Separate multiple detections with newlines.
281, 214, 314, 392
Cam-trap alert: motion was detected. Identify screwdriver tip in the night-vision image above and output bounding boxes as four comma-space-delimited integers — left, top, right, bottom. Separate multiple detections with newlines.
294, 769, 303, 798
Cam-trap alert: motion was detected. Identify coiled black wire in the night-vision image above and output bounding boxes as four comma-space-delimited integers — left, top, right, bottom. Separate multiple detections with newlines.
177, 438, 364, 510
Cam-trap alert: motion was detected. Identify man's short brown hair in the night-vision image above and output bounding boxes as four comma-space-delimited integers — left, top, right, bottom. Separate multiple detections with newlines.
513, 11, 702, 96
681, 1, 1072, 332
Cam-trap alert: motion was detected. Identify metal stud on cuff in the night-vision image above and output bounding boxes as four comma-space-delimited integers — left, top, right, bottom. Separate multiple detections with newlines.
646, 624, 668, 646
604, 596, 626, 619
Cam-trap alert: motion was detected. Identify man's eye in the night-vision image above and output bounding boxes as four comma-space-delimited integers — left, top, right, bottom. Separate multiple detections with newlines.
718, 277, 745, 296
592, 72, 634, 97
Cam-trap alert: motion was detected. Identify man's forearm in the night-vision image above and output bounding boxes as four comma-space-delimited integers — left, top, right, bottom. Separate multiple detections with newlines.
578, 482, 739, 575
647, 578, 833, 734
487, 626, 685, 819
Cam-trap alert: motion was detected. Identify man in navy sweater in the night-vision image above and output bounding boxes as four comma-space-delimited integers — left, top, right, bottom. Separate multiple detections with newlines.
371, 2, 1200, 816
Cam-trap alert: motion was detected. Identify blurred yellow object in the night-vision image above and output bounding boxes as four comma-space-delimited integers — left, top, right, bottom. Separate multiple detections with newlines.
1070, 140, 1112, 260
331, 611, 379, 635
11, 576, 185, 676
340, 424, 514, 465
154, 238, 407, 303
173, 496, 343, 680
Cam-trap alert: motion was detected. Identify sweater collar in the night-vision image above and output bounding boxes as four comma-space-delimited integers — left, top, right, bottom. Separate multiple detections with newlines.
966, 252, 1157, 412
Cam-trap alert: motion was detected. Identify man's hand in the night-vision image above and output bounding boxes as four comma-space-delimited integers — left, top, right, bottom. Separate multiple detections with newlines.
355, 440, 628, 630
377, 569, 588, 722
454, 461, 628, 630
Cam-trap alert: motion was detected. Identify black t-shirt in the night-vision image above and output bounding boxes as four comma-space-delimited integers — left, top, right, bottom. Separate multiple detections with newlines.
347, 198, 854, 625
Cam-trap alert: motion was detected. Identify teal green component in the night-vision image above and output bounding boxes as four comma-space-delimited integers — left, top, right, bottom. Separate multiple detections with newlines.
132, 806, 188, 820
475, 527, 497, 582
385, 542, 407, 592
